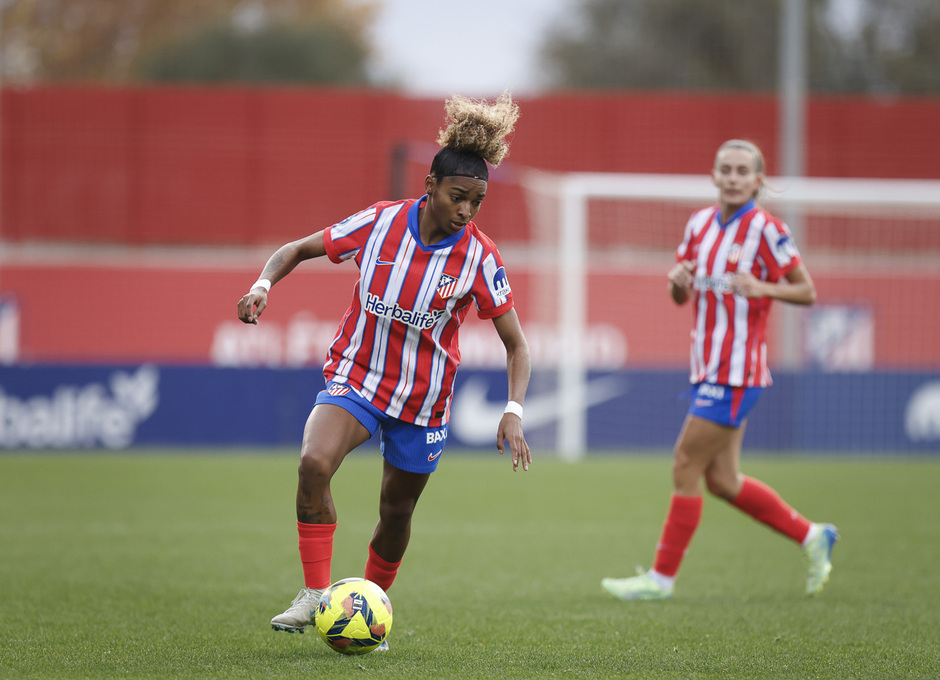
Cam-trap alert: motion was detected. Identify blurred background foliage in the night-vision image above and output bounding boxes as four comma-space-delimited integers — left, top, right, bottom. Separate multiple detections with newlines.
0, 0, 938, 93
540, 0, 940, 94
0, 0, 373, 84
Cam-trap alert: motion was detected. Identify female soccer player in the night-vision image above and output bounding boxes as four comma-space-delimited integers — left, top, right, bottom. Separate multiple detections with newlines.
237, 93, 531, 636
602, 139, 837, 600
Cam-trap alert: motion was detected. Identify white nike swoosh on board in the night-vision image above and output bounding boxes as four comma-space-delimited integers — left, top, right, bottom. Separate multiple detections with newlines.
450, 375, 627, 446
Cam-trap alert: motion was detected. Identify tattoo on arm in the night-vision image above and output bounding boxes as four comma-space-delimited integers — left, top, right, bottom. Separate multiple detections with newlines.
263, 252, 287, 279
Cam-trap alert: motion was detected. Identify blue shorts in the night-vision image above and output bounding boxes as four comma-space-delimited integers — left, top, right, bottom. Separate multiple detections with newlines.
314, 381, 448, 474
686, 382, 762, 428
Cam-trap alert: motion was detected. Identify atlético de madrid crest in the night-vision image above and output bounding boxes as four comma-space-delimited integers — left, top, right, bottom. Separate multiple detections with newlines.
437, 274, 458, 299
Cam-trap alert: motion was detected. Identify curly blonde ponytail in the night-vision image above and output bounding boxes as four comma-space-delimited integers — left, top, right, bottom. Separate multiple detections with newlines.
437, 91, 520, 168
429, 92, 520, 181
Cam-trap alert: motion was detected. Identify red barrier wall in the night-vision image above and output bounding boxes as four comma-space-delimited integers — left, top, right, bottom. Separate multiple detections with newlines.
4, 86, 939, 247
3, 260, 936, 368
2, 87, 938, 368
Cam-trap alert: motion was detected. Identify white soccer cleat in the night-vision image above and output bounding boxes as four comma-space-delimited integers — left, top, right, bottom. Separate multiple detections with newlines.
602, 568, 674, 601
270, 588, 323, 633
804, 523, 839, 596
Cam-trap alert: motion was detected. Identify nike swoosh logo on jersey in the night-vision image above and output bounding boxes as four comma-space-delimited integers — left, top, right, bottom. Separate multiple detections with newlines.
427, 449, 443, 462
375, 259, 396, 266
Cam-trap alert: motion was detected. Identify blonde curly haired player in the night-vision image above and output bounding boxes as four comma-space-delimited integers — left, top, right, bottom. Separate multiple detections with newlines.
237, 93, 529, 644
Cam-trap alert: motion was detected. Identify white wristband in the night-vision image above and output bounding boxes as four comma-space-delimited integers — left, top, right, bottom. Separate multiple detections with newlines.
503, 401, 524, 419
250, 278, 272, 293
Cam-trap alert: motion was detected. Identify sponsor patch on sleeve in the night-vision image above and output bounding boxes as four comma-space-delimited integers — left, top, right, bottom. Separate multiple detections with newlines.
492, 267, 511, 304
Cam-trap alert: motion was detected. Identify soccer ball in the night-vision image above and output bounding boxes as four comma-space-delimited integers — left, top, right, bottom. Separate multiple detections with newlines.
315, 578, 393, 655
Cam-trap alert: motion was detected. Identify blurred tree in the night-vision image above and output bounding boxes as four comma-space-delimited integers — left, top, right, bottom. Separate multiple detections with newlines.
0, 0, 375, 84
137, 20, 369, 84
539, 0, 940, 94
825, 0, 940, 94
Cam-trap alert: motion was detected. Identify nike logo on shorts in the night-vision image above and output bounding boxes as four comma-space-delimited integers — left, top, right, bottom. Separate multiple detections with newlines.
427, 449, 443, 462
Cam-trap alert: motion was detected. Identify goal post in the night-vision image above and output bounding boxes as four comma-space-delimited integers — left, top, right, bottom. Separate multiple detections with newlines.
520, 170, 940, 460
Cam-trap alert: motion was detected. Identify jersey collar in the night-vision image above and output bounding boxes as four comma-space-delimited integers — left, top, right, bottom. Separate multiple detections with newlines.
716, 199, 756, 229
407, 196, 466, 251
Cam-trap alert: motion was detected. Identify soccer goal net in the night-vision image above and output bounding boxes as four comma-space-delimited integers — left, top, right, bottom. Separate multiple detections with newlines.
518, 170, 940, 459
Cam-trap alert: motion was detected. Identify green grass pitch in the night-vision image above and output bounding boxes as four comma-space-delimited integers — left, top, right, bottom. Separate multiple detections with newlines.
1, 450, 938, 679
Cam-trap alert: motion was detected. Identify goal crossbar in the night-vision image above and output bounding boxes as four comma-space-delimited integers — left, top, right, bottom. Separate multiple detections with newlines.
550, 173, 940, 211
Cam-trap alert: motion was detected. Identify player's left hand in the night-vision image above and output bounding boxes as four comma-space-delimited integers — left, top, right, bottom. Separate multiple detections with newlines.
731, 272, 766, 298
497, 414, 531, 472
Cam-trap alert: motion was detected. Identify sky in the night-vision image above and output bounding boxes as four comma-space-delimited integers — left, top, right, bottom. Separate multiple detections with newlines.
358, 0, 580, 97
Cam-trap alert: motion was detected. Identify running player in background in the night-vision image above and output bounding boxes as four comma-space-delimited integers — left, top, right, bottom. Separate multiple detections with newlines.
602, 139, 838, 600
237, 93, 531, 638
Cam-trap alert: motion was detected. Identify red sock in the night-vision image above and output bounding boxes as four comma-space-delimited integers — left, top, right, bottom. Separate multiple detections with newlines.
297, 521, 336, 590
652, 494, 703, 578
731, 476, 811, 543
364, 544, 401, 592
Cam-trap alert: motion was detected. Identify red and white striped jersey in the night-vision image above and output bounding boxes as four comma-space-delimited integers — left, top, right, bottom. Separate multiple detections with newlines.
322, 197, 514, 426
675, 200, 803, 387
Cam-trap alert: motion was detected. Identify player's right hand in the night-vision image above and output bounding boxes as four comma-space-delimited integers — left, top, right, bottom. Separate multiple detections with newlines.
237, 291, 267, 325
668, 260, 696, 289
